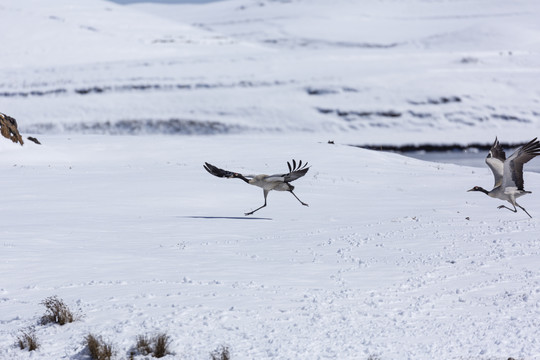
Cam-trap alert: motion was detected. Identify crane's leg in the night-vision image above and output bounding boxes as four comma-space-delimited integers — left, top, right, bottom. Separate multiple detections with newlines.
245, 190, 269, 216
290, 190, 308, 207
497, 204, 517, 213
498, 201, 532, 218
516, 202, 532, 218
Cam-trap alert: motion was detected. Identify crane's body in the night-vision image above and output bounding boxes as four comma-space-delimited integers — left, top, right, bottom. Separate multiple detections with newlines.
468, 137, 540, 218
204, 160, 309, 215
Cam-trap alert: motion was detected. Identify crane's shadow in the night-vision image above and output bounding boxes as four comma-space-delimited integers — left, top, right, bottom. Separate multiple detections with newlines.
179, 215, 272, 221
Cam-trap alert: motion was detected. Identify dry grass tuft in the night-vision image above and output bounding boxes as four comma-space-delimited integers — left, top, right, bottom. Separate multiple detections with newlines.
85, 333, 114, 360
134, 332, 172, 358
135, 334, 152, 356
16, 328, 40, 351
39, 296, 76, 325
152, 333, 171, 358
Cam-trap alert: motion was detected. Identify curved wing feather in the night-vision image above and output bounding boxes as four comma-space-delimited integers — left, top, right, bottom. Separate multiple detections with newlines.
203, 162, 237, 178
502, 138, 540, 190
485, 137, 505, 188
284, 159, 310, 182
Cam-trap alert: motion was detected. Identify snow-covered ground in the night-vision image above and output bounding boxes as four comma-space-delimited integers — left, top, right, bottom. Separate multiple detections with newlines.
2, 134, 539, 359
1, 0, 540, 359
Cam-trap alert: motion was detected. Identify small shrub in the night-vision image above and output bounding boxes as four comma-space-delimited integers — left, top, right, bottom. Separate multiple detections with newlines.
210, 345, 231, 360
16, 328, 40, 351
152, 333, 171, 358
135, 334, 152, 355
85, 333, 115, 360
39, 296, 76, 325
134, 333, 172, 358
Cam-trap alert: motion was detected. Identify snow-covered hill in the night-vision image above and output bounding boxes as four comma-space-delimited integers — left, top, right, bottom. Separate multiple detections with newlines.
1, 0, 540, 144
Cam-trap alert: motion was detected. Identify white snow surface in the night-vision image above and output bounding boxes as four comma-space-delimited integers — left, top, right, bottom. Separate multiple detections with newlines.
1, 0, 540, 144
2, 135, 540, 360
2, 0, 540, 359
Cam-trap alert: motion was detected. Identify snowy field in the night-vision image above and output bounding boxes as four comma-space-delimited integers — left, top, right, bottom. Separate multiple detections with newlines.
2, 0, 540, 359
2, 134, 539, 359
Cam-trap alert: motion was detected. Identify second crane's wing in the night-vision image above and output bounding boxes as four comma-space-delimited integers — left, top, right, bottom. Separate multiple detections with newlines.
502, 138, 540, 191
266, 159, 310, 183
485, 137, 505, 188
203, 162, 238, 178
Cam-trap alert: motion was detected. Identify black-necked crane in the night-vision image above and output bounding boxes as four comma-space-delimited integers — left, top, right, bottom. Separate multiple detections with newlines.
468, 137, 540, 218
204, 160, 310, 215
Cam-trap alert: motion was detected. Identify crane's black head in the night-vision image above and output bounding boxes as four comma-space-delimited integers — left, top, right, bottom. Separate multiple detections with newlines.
203, 162, 250, 183
467, 186, 489, 195
226, 171, 250, 183
232, 172, 250, 183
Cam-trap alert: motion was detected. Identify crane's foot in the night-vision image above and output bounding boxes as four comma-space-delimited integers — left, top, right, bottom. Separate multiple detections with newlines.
497, 205, 517, 212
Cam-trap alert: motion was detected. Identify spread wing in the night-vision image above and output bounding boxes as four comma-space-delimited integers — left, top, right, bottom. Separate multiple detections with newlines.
203, 162, 238, 178
485, 137, 505, 188
266, 159, 310, 183
502, 137, 540, 190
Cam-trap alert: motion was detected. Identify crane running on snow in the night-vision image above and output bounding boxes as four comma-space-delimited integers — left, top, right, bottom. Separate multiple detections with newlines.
204, 159, 310, 216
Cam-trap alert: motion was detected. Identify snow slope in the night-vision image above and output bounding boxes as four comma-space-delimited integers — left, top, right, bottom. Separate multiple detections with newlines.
1, 0, 540, 144
1, 134, 540, 359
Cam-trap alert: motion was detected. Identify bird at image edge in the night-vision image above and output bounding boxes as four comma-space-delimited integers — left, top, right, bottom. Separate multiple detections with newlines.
468, 137, 540, 218
204, 160, 310, 216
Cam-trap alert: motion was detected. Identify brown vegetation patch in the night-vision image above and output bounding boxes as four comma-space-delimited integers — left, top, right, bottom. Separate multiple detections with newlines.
0, 112, 24, 145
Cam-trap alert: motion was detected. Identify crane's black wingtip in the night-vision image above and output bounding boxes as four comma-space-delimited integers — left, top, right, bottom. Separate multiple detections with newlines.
203, 162, 238, 179
204, 162, 218, 175
523, 138, 540, 153
287, 159, 310, 172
